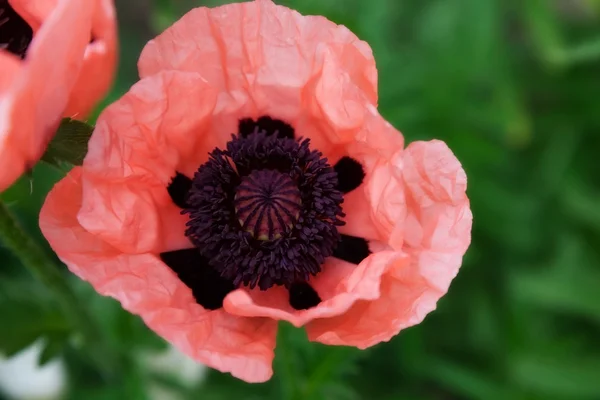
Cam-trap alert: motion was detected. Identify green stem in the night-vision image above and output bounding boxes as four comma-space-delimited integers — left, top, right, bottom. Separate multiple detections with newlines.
276, 326, 299, 400
303, 348, 348, 398
0, 201, 117, 379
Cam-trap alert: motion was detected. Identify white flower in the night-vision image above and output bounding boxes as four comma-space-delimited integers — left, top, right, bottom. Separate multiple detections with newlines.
0, 341, 66, 400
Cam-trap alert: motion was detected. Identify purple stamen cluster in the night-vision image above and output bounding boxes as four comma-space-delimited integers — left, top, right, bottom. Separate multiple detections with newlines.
184, 129, 345, 290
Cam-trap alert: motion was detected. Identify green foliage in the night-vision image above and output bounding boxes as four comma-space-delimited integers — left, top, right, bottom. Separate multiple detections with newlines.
0, 281, 71, 359
42, 118, 94, 168
1, 0, 600, 399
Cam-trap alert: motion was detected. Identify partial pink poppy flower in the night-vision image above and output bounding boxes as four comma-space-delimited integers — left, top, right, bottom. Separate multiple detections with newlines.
40, 0, 472, 383
0, 0, 116, 192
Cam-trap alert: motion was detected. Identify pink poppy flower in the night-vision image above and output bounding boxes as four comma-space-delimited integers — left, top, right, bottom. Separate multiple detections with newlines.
40, 0, 472, 383
0, 0, 116, 192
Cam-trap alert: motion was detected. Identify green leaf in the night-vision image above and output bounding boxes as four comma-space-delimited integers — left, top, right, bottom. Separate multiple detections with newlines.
421, 358, 518, 400
319, 383, 361, 400
556, 36, 600, 66
303, 347, 360, 398
511, 353, 600, 397
520, 0, 565, 67
38, 333, 68, 366
561, 180, 600, 233
510, 267, 600, 323
41, 118, 94, 168
0, 296, 71, 357
509, 232, 600, 324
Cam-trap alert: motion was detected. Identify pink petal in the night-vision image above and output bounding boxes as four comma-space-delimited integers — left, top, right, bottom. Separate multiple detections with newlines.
11, 0, 117, 118
337, 188, 382, 241
77, 71, 217, 253
224, 252, 409, 327
401, 140, 471, 255
0, 0, 93, 192
136, 0, 384, 171
65, 0, 118, 117
40, 168, 278, 383
84, 71, 218, 183
138, 0, 377, 104
0, 53, 21, 92
333, 106, 406, 242
364, 156, 407, 250
305, 260, 439, 349
305, 140, 472, 348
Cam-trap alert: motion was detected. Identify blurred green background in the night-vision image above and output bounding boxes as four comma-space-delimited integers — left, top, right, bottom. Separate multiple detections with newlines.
2, 0, 600, 399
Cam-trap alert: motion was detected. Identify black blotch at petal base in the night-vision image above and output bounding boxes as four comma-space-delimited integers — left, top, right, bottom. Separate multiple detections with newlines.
289, 281, 322, 310
167, 173, 193, 209
334, 156, 365, 194
0, 1, 33, 59
238, 116, 295, 139
160, 248, 235, 310
333, 234, 371, 265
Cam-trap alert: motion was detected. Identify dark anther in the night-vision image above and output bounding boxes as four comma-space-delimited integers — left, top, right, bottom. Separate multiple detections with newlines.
289, 282, 321, 310
160, 248, 235, 310
184, 131, 344, 290
167, 172, 193, 209
0, 0, 33, 59
333, 234, 371, 264
238, 116, 295, 139
334, 157, 365, 194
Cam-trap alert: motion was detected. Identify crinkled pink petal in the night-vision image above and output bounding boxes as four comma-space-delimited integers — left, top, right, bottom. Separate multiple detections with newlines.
364, 157, 407, 250
337, 188, 382, 241
0, 0, 93, 192
305, 140, 472, 348
224, 252, 409, 327
78, 176, 163, 254
78, 71, 217, 253
334, 105, 405, 241
401, 140, 471, 250
84, 71, 218, 183
136, 0, 386, 161
138, 0, 377, 105
77, 174, 191, 255
40, 168, 278, 383
140, 0, 399, 166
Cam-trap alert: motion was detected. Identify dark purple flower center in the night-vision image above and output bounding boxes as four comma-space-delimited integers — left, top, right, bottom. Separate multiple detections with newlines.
234, 169, 301, 241
183, 128, 345, 291
0, 0, 33, 59
162, 117, 371, 311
